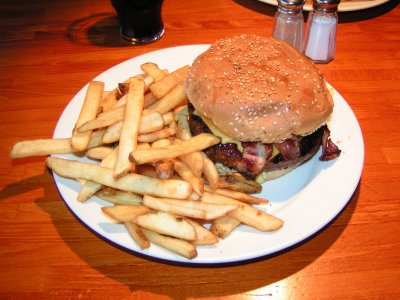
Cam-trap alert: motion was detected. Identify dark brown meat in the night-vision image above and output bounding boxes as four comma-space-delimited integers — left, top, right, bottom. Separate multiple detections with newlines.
320, 126, 341, 161
188, 103, 339, 179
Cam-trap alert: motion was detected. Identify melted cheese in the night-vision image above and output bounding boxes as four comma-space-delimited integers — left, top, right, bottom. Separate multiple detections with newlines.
197, 113, 244, 152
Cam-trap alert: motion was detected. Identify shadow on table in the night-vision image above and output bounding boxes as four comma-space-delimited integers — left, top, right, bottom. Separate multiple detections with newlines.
66, 12, 131, 47
26, 164, 360, 299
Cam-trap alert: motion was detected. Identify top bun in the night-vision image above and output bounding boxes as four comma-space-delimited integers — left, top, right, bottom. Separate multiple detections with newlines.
184, 34, 334, 143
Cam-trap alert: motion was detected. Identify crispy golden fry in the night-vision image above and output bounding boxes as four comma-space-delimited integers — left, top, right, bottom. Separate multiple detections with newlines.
46, 157, 192, 199
71, 81, 104, 151
96, 187, 142, 205
186, 219, 219, 245
101, 205, 151, 223
149, 65, 189, 99
87, 129, 106, 148
154, 160, 174, 179
137, 143, 151, 150
101, 112, 168, 144
131, 133, 220, 165
133, 211, 197, 241
173, 159, 204, 196
138, 127, 176, 143
124, 222, 150, 249
101, 121, 122, 144
141, 228, 197, 259
78, 105, 165, 136
140, 62, 167, 82
161, 111, 174, 126
10, 138, 74, 158
77, 147, 118, 202
178, 152, 204, 178
77, 106, 124, 133
143, 195, 206, 219
201, 152, 219, 191
151, 138, 172, 148
144, 84, 187, 115
201, 192, 283, 232
176, 114, 192, 141
142, 196, 237, 220
210, 215, 241, 239
144, 92, 157, 108
204, 186, 268, 205
114, 77, 145, 178
86, 146, 114, 160
218, 173, 262, 194
100, 89, 119, 113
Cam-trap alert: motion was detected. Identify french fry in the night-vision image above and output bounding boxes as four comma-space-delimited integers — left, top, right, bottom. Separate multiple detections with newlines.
176, 114, 192, 141
102, 121, 122, 144
78, 106, 164, 135
201, 152, 219, 191
140, 62, 167, 82
77, 147, 118, 202
210, 215, 241, 239
114, 77, 145, 178
178, 152, 204, 178
130, 133, 220, 165
100, 89, 119, 113
86, 146, 114, 160
138, 127, 177, 143
141, 228, 197, 259
71, 81, 104, 151
151, 138, 172, 148
173, 159, 204, 196
77, 106, 124, 133
154, 160, 174, 179
10, 138, 74, 158
87, 129, 106, 149
101, 112, 167, 144
144, 84, 187, 115
142, 195, 206, 219
133, 211, 197, 241
144, 92, 157, 108
124, 222, 150, 249
101, 205, 151, 223
201, 192, 283, 232
142, 196, 237, 220
204, 186, 268, 205
96, 188, 142, 205
149, 65, 189, 99
186, 219, 219, 245
9, 132, 106, 159
46, 157, 192, 199
218, 173, 262, 194
161, 111, 174, 126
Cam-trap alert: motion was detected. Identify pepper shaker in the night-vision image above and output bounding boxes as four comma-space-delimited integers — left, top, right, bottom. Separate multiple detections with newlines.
273, 0, 305, 52
303, 0, 340, 63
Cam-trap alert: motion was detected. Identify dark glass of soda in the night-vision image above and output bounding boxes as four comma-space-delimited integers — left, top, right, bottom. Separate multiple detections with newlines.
111, 0, 164, 44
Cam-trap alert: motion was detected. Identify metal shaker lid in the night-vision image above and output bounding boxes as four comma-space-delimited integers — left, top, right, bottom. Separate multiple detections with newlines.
277, 0, 306, 12
313, 0, 340, 13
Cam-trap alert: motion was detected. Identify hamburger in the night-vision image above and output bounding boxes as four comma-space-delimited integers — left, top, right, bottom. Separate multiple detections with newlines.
184, 34, 341, 185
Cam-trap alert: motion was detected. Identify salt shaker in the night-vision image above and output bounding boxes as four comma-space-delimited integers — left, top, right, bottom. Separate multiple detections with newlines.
273, 0, 305, 52
303, 0, 340, 63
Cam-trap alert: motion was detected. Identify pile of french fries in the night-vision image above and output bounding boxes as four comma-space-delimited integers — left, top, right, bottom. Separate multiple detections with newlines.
10, 62, 283, 260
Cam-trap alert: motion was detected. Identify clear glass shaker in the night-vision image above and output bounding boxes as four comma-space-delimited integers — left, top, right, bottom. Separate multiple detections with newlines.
303, 0, 340, 63
273, 0, 305, 52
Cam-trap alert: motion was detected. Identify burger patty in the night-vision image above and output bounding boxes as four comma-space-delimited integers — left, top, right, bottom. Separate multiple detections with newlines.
188, 104, 340, 179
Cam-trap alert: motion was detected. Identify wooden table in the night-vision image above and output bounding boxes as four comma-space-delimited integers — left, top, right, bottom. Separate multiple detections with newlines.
1, 0, 399, 298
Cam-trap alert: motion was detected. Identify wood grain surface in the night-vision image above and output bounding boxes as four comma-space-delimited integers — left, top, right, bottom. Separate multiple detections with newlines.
1, 0, 399, 299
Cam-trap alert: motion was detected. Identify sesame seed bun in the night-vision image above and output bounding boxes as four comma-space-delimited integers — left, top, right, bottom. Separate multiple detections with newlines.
184, 34, 334, 143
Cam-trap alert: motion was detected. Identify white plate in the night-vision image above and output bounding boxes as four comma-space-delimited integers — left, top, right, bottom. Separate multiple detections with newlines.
52, 45, 364, 264
258, 0, 389, 12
